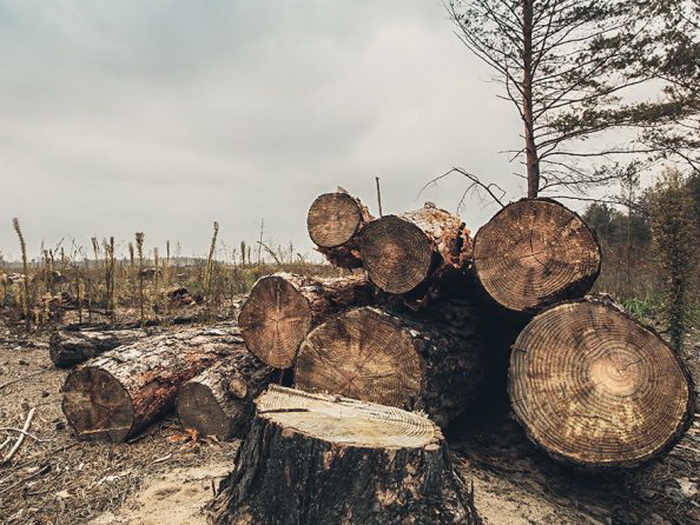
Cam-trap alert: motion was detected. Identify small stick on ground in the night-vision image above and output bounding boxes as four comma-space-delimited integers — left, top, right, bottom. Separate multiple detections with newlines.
1, 407, 36, 466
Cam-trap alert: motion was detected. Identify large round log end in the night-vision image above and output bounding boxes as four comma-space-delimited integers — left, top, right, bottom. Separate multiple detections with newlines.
238, 275, 312, 368
177, 382, 236, 439
307, 192, 365, 248
62, 367, 134, 442
474, 198, 601, 312
359, 216, 433, 294
509, 300, 694, 469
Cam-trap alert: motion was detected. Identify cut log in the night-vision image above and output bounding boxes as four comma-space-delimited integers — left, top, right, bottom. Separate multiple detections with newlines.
509, 299, 695, 469
358, 203, 472, 302
177, 351, 275, 440
49, 328, 159, 368
208, 385, 480, 525
294, 305, 484, 427
62, 325, 242, 442
307, 191, 373, 269
473, 198, 601, 313
238, 272, 373, 369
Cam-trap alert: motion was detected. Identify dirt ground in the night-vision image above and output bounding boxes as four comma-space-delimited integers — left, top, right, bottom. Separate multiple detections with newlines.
0, 321, 698, 525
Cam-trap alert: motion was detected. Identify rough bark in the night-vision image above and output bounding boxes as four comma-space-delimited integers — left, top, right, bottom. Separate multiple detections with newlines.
62, 325, 242, 442
473, 198, 601, 313
49, 328, 160, 368
509, 298, 695, 469
238, 272, 374, 369
208, 385, 480, 525
177, 351, 276, 440
307, 191, 374, 269
294, 305, 484, 427
358, 203, 472, 306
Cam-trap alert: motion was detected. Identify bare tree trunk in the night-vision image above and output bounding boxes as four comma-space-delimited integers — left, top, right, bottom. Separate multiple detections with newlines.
523, 0, 540, 199
208, 386, 481, 525
510, 298, 695, 469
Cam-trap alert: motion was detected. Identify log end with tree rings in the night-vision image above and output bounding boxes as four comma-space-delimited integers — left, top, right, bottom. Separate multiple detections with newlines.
306, 192, 366, 248
358, 215, 433, 294
474, 198, 601, 313
295, 307, 424, 409
238, 275, 313, 369
509, 300, 695, 469
62, 367, 134, 442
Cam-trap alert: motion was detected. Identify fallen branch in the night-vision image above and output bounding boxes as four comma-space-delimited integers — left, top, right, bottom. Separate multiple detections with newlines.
1, 407, 36, 466
0, 427, 45, 442
0, 371, 46, 392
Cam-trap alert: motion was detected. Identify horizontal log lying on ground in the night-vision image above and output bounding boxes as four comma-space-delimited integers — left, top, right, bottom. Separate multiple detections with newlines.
62, 325, 243, 442
509, 299, 695, 469
177, 351, 276, 440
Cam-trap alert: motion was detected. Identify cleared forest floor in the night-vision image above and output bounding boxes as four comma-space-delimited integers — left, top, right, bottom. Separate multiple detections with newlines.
0, 320, 698, 524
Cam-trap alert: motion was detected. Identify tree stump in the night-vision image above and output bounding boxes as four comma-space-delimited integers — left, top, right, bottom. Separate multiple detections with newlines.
294, 306, 484, 427
208, 385, 480, 525
358, 203, 472, 302
49, 328, 159, 368
473, 198, 601, 313
238, 272, 373, 369
509, 299, 695, 469
177, 351, 275, 440
62, 325, 242, 442
307, 191, 373, 269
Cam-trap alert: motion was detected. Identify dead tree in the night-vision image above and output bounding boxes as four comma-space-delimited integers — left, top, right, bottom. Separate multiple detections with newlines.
509, 299, 695, 469
238, 273, 373, 368
208, 386, 480, 525
307, 191, 373, 269
177, 351, 275, 440
62, 325, 242, 442
473, 198, 601, 313
358, 203, 472, 305
294, 306, 484, 427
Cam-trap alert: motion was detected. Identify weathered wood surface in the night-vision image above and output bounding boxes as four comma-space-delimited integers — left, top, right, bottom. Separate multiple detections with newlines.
62, 325, 242, 442
209, 386, 480, 525
307, 191, 374, 269
177, 350, 275, 440
473, 198, 601, 313
358, 203, 472, 305
49, 328, 159, 368
509, 299, 695, 469
238, 272, 373, 368
294, 305, 484, 427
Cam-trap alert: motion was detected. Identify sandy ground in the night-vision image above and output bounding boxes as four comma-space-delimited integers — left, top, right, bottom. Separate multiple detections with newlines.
0, 321, 698, 524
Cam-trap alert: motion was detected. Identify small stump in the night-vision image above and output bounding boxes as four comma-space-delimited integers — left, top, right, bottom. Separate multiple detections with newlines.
209, 385, 480, 525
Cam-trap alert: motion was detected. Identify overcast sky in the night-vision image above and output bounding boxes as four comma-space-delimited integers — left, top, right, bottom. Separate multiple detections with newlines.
0, 0, 527, 261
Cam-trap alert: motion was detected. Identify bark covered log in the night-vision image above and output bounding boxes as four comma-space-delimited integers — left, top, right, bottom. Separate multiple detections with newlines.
177, 350, 275, 440
294, 305, 484, 427
62, 325, 243, 442
208, 385, 480, 525
509, 299, 695, 469
49, 328, 160, 368
473, 198, 601, 313
238, 272, 374, 368
358, 203, 472, 305
307, 191, 374, 269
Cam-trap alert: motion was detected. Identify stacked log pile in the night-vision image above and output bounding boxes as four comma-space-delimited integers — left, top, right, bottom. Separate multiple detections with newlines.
58, 189, 695, 524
